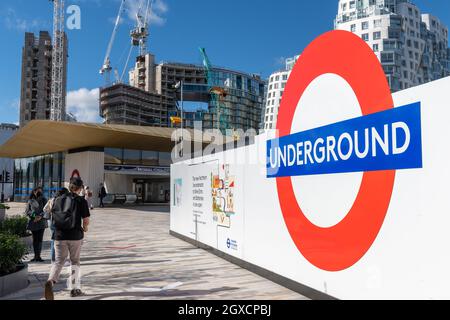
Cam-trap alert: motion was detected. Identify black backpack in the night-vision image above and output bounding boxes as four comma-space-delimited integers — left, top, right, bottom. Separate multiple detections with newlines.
52, 194, 77, 230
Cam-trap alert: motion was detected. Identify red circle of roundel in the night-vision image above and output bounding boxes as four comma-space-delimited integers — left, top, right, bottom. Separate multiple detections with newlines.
276, 30, 396, 272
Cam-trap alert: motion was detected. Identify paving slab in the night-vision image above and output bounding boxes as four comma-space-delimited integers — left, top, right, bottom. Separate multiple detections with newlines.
1, 203, 307, 300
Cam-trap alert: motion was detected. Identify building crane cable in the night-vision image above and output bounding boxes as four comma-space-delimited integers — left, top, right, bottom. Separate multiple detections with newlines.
100, 0, 126, 85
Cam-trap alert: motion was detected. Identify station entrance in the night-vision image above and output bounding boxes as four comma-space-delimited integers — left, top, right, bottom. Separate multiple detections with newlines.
133, 178, 170, 203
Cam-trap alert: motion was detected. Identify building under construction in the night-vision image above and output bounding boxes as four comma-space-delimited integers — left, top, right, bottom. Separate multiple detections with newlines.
100, 53, 266, 131
19, 31, 68, 127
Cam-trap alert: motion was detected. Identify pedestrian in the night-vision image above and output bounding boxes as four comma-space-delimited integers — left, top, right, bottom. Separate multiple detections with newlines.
98, 183, 107, 208
43, 188, 69, 264
84, 186, 94, 210
45, 177, 91, 300
25, 187, 48, 263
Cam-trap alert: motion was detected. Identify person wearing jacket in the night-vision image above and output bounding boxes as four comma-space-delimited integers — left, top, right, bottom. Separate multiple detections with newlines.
26, 187, 48, 263
98, 183, 107, 208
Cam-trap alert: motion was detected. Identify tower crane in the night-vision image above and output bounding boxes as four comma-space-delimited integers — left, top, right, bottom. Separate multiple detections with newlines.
100, 0, 126, 85
131, 0, 153, 57
199, 48, 228, 133
50, 0, 65, 121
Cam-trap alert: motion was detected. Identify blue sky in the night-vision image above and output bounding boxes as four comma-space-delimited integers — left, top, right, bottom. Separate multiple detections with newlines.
0, 0, 449, 124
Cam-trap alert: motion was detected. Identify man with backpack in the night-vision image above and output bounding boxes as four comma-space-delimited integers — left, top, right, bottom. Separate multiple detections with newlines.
45, 177, 91, 300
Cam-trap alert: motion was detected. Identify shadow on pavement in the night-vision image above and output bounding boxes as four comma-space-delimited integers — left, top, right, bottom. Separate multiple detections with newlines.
81, 259, 171, 267
84, 286, 239, 300
102, 206, 170, 214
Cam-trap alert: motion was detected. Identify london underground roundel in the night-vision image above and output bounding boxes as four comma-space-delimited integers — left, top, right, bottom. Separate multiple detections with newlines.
275, 31, 396, 272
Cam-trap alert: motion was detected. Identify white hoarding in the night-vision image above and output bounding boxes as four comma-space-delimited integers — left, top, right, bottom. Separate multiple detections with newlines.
171, 31, 450, 299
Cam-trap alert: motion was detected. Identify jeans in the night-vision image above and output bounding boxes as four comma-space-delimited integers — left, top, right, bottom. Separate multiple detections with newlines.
31, 229, 45, 259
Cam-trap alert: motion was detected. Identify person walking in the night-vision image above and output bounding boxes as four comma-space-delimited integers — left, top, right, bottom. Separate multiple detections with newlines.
98, 183, 107, 208
43, 188, 69, 264
84, 186, 94, 210
25, 187, 48, 263
45, 177, 91, 300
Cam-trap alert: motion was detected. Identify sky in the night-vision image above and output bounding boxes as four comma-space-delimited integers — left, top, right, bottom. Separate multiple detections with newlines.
0, 0, 449, 124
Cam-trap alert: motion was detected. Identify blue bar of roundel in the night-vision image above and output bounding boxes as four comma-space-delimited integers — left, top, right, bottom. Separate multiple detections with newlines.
267, 102, 422, 178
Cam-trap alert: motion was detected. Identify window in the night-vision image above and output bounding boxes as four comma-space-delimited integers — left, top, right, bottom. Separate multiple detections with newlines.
342, 3, 347, 11
282, 74, 288, 81
142, 151, 159, 166
362, 21, 369, 30
274, 83, 279, 89
373, 31, 381, 40
351, 24, 356, 32
349, 1, 355, 9
362, 33, 369, 41
275, 75, 280, 81
381, 52, 394, 63
105, 148, 123, 164
373, 44, 379, 52
374, 19, 382, 28
408, 8, 413, 16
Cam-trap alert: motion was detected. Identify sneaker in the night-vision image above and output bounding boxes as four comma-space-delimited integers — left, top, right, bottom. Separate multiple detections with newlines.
64, 260, 71, 267
44, 281, 54, 300
36, 258, 45, 263
70, 289, 84, 298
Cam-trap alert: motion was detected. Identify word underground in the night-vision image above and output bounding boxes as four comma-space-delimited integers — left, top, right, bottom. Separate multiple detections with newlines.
267, 102, 423, 178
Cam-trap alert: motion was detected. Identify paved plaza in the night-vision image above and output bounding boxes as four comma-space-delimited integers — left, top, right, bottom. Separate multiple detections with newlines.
1, 203, 307, 300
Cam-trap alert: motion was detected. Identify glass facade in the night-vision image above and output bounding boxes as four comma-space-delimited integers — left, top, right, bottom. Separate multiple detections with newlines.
104, 148, 172, 167
13, 149, 170, 202
14, 153, 65, 202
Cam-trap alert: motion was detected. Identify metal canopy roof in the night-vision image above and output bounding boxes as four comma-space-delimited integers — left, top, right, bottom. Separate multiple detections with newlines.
0, 121, 212, 159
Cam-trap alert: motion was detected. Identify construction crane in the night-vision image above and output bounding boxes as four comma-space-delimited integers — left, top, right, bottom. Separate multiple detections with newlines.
50, 0, 65, 121
199, 48, 228, 133
131, 0, 153, 57
100, 0, 127, 85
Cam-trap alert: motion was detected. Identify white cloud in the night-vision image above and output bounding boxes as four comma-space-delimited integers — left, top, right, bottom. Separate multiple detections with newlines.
3, 8, 49, 32
67, 88, 101, 123
125, 0, 168, 27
